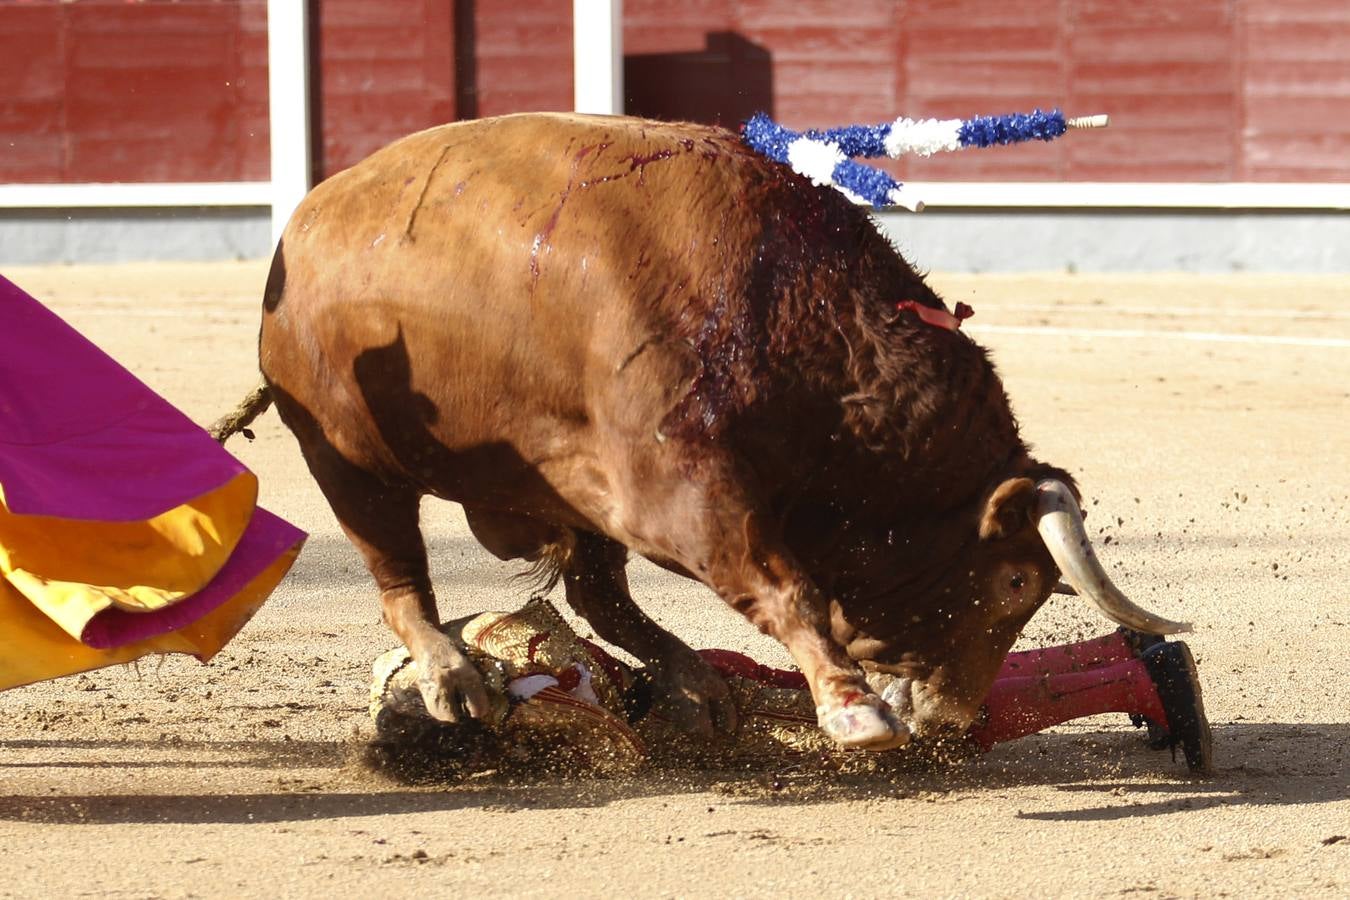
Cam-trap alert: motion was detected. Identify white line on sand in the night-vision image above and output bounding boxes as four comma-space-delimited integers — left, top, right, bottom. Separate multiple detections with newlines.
51, 306, 247, 319
987, 303, 1350, 322
969, 324, 1350, 348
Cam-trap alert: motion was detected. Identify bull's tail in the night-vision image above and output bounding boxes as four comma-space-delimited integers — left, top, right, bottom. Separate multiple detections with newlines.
209, 380, 273, 444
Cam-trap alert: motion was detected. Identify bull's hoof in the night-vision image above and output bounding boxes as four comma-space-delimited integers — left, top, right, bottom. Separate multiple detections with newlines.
414, 642, 495, 724
646, 650, 739, 737
817, 697, 912, 750
868, 672, 915, 722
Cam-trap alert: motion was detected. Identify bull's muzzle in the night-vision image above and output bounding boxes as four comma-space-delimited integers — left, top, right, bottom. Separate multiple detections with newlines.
1035, 479, 1192, 635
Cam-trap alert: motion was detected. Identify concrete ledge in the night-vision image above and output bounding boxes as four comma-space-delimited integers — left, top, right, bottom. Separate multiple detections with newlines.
2, 206, 1347, 272
874, 209, 1350, 273
0, 208, 271, 266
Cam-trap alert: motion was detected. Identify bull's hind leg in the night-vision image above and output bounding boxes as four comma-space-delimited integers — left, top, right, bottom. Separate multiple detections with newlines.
561, 532, 737, 735
295, 442, 489, 723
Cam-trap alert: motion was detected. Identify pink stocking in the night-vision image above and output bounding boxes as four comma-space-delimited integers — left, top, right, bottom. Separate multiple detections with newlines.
968, 657, 1169, 752
593, 637, 1166, 755
997, 630, 1138, 679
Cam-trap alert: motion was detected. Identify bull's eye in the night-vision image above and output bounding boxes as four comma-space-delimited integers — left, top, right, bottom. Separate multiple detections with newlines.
1009, 573, 1026, 591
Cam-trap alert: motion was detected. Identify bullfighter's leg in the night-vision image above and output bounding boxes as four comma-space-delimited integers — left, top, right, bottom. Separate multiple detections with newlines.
561, 531, 737, 735
969, 641, 1211, 772
302, 450, 489, 723
997, 627, 1170, 742
971, 657, 1168, 751
997, 628, 1154, 679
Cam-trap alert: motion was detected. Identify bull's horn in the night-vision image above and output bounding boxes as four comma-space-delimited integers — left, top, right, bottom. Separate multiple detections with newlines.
1035, 480, 1192, 635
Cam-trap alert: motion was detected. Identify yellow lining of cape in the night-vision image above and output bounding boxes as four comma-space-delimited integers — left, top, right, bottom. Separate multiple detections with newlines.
0, 534, 302, 691
0, 472, 257, 641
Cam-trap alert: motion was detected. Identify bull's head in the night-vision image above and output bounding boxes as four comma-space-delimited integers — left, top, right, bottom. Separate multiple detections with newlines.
826, 475, 1190, 741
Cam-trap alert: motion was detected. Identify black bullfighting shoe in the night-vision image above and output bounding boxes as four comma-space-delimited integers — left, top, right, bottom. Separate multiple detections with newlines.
1118, 627, 1171, 746
1141, 641, 1213, 774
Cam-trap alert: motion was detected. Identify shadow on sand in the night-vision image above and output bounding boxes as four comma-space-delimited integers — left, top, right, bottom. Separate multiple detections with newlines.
0, 721, 1345, 826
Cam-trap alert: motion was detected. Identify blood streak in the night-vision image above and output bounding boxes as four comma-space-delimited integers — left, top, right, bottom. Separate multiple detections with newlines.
529, 141, 610, 288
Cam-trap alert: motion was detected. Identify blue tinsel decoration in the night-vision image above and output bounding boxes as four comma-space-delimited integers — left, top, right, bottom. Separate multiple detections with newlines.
743, 113, 900, 207
958, 109, 1067, 148
742, 113, 794, 164
745, 112, 901, 207
805, 122, 891, 159
831, 158, 901, 207
743, 107, 1080, 209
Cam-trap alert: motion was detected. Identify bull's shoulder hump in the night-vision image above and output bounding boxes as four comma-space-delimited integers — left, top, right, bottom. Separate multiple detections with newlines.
308, 113, 769, 198
349, 113, 739, 164
285, 113, 792, 256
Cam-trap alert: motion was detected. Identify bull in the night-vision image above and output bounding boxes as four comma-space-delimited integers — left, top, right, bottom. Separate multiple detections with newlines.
251, 113, 1188, 750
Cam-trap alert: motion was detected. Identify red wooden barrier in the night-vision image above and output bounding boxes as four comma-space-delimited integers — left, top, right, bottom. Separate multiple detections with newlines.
1, 0, 1346, 186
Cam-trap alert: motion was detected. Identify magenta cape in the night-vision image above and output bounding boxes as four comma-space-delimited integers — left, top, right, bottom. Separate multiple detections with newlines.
0, 274, 305, 690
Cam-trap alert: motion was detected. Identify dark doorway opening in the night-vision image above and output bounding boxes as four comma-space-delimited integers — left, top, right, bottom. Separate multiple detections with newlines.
624, 32, 772, 128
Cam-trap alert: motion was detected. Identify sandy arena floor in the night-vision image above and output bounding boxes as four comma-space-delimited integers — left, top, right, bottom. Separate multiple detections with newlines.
1, 261, 1347, 898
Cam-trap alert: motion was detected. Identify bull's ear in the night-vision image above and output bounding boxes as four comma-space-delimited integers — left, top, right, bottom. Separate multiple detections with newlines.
979, 477, 1038, 540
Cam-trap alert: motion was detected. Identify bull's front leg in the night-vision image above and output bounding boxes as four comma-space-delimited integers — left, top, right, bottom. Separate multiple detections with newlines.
625, 471, 908, 750
710, 519, 910, 750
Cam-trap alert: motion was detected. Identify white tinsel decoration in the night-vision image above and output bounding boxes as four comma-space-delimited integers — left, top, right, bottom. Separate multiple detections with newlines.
883, 117, 963, 158
786, 136, 845, 186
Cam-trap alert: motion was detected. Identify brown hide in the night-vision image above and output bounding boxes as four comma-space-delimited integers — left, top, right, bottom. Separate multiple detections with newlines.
261, 113, 1065, 742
